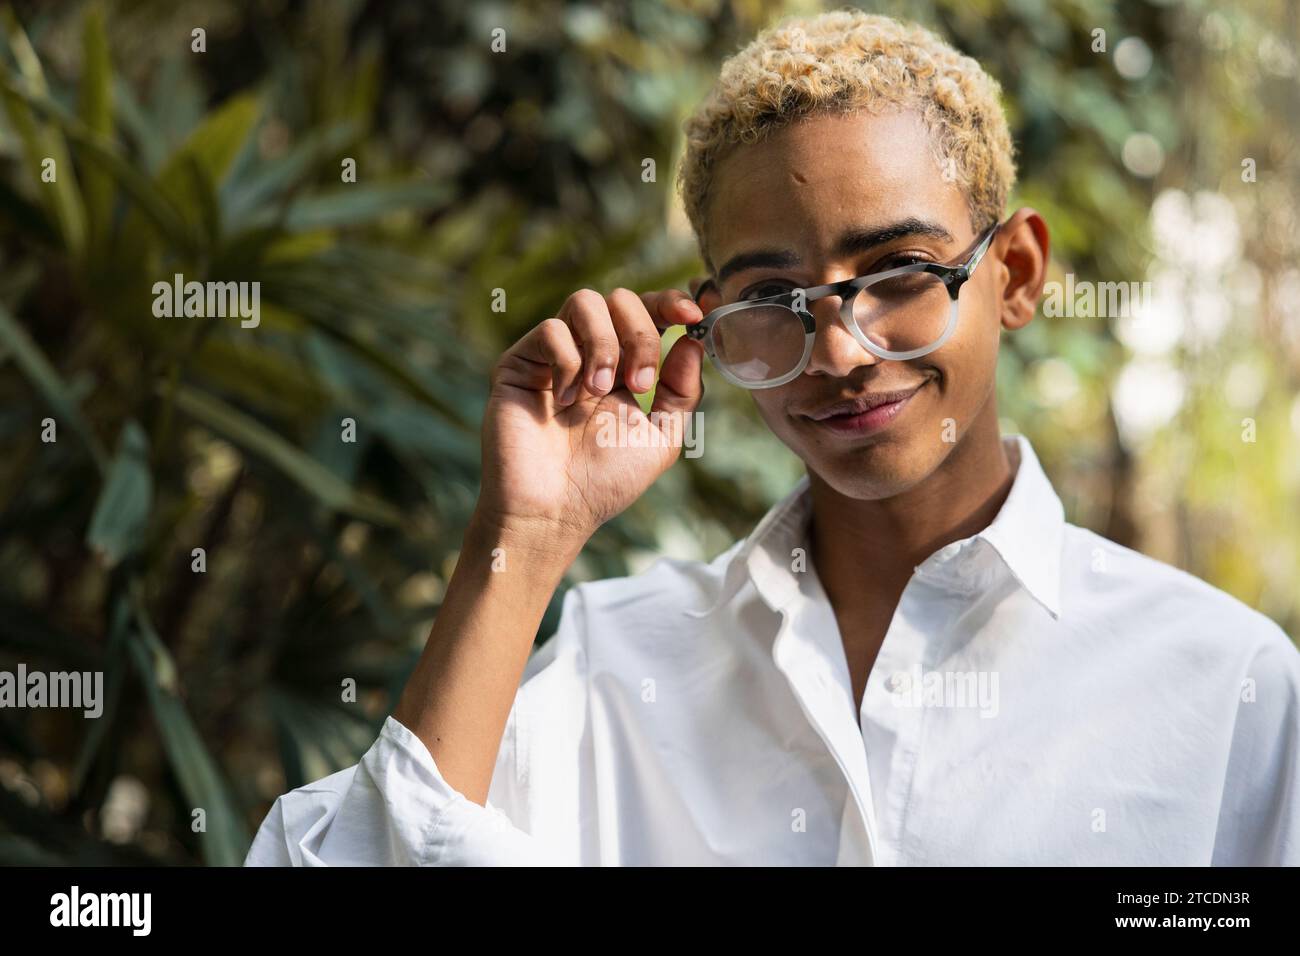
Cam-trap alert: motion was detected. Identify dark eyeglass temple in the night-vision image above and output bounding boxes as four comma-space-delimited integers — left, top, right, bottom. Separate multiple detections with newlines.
685, 280, 714, 339
967, 222, 999, 274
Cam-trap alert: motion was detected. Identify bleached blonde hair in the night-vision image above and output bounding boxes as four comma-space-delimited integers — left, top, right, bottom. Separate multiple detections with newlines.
677, 9, 1016, 268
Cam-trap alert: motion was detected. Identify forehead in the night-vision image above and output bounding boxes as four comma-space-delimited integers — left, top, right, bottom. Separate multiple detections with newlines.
705, 110, 969, 269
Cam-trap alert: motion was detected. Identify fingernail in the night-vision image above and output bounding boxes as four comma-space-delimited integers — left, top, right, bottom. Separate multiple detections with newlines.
594, 367, 614, 393
560, 382, 578, 404
635, 366, 655, 391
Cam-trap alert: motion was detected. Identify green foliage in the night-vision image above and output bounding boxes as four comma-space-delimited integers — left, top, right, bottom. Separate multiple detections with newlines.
0, 1, 487, 864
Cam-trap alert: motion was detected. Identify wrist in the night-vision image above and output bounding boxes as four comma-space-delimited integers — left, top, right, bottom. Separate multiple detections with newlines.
464, 506, 592, 568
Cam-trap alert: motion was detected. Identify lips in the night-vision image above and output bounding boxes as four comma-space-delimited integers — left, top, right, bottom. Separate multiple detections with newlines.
802, 384, 927, 421
799, 381, 928, 439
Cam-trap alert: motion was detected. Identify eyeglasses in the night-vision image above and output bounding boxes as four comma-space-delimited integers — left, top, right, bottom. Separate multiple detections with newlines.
686, 223, 1000, 389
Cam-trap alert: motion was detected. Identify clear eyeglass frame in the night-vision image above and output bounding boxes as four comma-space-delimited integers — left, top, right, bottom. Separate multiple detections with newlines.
686, 222, 1001, 389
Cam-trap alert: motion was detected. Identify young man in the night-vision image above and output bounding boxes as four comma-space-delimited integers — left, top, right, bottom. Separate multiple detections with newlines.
247, 11, 1299, 866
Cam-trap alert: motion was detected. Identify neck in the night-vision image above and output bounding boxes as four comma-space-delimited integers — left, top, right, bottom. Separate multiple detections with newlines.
807, 411, 1017, 601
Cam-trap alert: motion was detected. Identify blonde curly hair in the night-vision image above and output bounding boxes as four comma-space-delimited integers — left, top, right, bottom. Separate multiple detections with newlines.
677, 9, 1016, 268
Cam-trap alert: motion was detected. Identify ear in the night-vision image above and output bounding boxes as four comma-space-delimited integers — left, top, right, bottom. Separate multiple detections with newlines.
995, 208, 1050, 332
691, 276, 724, 315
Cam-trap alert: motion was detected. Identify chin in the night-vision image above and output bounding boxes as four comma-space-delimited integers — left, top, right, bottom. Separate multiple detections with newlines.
820, 458, 925, 501
801, 434, 936, 501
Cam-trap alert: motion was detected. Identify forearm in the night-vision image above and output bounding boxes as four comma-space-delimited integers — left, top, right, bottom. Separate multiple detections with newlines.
392, 510, 586, 806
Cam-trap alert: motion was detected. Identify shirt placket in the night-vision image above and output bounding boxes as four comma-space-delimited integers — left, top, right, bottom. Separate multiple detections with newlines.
771, 602, 880, 866
860, 547, 972, 866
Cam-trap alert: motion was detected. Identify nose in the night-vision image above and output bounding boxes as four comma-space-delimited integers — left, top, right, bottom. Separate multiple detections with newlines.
802, 295, 878, 377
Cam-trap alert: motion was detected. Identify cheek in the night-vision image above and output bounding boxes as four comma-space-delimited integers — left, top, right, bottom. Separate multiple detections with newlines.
751, 390, 813, 455
751, 393, 788, 434
933, 294, 1000, 399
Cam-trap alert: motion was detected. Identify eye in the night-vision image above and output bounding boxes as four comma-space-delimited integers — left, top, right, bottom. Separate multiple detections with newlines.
874, 253, 931, 272
739, 281, 795, 301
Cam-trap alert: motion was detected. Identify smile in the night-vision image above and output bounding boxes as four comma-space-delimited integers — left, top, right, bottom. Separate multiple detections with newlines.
803, 382, 925, 437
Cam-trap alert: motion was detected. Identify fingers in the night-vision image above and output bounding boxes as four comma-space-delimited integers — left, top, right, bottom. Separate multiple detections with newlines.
496, 287, 704, 409
650, 333, 704, 419
606, 288, 665, 393
645, 287, 706, 418
560, 289, 622, 398
560, 287, 673, 397
639, 288, 703, 331
495, 317, 583, 404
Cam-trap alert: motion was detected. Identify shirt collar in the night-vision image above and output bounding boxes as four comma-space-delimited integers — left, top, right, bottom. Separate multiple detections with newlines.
684, 433, 1064, 622
972, 434, 1065, 619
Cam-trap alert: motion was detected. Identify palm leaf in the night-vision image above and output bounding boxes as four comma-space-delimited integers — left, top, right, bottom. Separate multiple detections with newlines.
78, 2, 113, 247
0, 7, 88, 257
123, 588, 250, 866
0, 302, 106, 469
169, 383, 402, 526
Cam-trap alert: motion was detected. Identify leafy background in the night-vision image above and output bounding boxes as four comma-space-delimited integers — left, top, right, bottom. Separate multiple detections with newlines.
0, 0, 1295, 864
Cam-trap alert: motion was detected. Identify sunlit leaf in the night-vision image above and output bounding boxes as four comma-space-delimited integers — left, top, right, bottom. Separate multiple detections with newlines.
78, 2, 113, 247
121, 91, 261, 252
0, 8, 88, 257
0, 74, 193, 250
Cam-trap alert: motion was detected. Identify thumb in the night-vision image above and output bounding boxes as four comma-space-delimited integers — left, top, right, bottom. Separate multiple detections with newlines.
650, 334, 704, 420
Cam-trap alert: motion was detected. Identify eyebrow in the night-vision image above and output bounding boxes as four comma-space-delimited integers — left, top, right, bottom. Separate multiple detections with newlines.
713, 217, 956, 286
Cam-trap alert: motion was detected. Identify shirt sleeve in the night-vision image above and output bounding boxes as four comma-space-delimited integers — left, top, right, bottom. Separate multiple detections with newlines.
1211, 626, 1300, 865
244, 587, 590, 867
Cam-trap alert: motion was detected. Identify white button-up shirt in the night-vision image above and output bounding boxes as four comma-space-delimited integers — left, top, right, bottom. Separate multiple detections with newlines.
246, 434, 1300, 866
